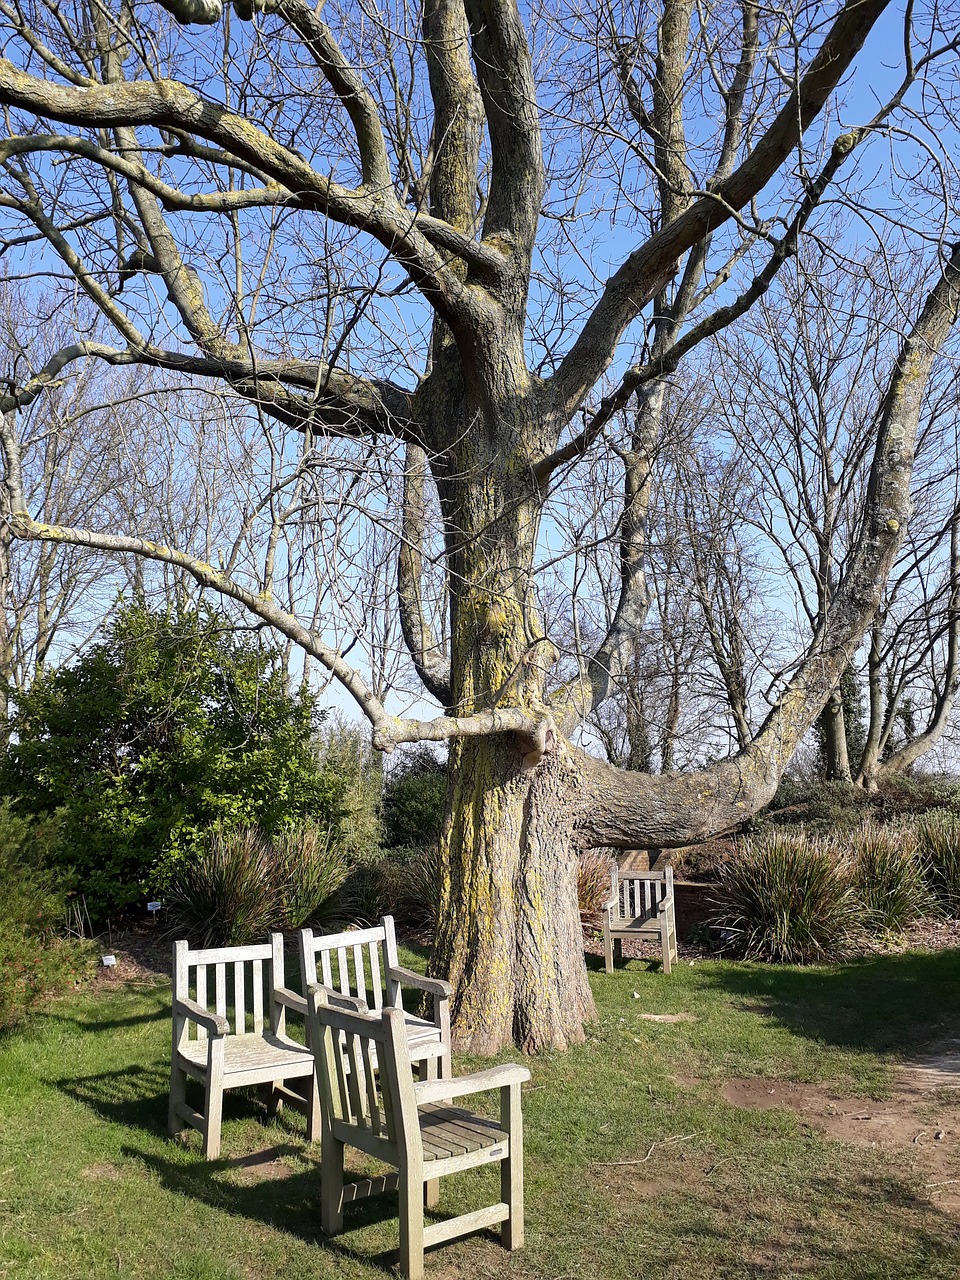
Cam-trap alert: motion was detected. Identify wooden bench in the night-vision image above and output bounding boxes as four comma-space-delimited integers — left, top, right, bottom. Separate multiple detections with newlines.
310, 987, 530, 1280
169, 935, 318, 1159
602, 865, 678, 975
299, 914, 452, 1079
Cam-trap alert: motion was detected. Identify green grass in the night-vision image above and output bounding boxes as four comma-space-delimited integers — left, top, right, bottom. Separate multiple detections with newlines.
3, 948, 960, 1279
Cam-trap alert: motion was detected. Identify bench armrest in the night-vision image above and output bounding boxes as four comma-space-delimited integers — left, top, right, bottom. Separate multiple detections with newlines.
414, 1063, 530, 1106
274, 985, 308, 1015
602, 892, 619, 912
174, 996, 228, 1037
307, 983, 369, 1014
388, 965, 452, 999
656, 890, 675, 914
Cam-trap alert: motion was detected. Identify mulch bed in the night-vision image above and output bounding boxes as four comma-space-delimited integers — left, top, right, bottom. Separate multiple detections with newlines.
86, 913, 960, 993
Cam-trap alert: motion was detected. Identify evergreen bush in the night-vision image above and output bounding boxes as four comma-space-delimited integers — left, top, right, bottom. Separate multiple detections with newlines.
2, 602, 346, 921
0, 801, 95, 1029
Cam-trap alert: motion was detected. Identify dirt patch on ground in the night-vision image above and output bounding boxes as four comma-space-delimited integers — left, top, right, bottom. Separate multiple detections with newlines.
88, 923, 171, 987
723, 1039, 960, 1213
221, 1148, 297, 1185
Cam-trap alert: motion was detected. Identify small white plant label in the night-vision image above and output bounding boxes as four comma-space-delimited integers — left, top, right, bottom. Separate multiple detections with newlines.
147, 902, 161, 913
101, 954, 117, 967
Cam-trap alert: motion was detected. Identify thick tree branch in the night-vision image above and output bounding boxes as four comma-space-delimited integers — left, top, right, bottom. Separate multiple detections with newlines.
574, 241, 960, 848
546, 0, 892, 422
463, 0, 544, 267
397, 443, 452, 704
0, 61, 490, 328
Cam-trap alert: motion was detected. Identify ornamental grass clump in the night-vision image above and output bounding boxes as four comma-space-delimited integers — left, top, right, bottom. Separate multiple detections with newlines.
711, 831, 861, 963
851, 821, 931, 933
914, 810, 960, 917
577, 849, 615, 931
273, 823, 348, 931
165, 824, 348, 946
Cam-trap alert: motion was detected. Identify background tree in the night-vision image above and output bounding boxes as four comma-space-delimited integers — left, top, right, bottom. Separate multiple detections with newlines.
1, 602, 345, 919
0, 0, 958, 1051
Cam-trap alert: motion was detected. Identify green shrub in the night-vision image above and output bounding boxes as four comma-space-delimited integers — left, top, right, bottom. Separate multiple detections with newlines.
164, 824, 348, 947
711, 831, 862, 963
340, 845, 442, 934
850, 821, 931, 933
2, 603, 347, 921
914, 811, 960, 917
377, 844, 442, 933
0, 801, 95, 1029
382, 748, 447, 850
762, 780, 871, 834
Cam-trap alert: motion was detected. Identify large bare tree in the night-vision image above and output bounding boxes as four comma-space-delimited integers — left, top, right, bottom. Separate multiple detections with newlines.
0, 0, 958, 1052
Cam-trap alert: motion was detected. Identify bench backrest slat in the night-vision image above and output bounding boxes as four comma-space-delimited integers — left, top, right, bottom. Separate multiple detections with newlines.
611, 865, 673, 925
172, 937, 285, 1042
300, 916, 398, 1012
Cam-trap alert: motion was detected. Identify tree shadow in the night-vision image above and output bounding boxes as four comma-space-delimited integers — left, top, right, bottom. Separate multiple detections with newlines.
666, 1170, 960, 1276
35, 1003, 170, 1033
701, 947, 960, 1055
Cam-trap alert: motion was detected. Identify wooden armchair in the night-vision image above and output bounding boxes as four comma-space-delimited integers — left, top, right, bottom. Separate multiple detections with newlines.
309, 988, 530, 1280
299, 915, 452, 1079
602, 864, 678, 975
169, 934, 318, 1159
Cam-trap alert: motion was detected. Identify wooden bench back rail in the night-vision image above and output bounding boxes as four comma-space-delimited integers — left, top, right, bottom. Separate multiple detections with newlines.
312, 994, 399, 1145
299, 921, 400, 1012
173, 935, 286, 1044
616, 867, 673, 922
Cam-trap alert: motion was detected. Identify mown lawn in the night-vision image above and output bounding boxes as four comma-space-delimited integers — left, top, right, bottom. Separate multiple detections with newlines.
2, 946, 960, 1279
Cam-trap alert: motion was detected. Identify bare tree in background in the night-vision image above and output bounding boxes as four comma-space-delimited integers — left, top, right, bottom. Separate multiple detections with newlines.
715, 252, 960, 788
0, 0, 958, 1052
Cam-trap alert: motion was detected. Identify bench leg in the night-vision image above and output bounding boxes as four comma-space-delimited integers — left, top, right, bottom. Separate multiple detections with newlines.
320, 1137, 345, 1237
501, 1082, 524, 1250
168, 1057, 188, 1138
603, 926, 614, 974
420, 1059, 440, 1209
398, 1171, 425, 1280
660, 926, 672, 975
202, 1080, 224, 1160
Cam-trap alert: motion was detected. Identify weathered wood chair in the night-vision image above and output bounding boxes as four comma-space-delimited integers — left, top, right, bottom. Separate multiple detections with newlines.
299, 915, 452, 1079
169, 934, 318, 1159
602, 864, 678, 975
309, 988, 530, 1280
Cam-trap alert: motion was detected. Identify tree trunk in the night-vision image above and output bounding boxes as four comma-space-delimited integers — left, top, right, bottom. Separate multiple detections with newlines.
820, 686, 852, 782
434, 739, 593, 1054
428, 407, 595, 1053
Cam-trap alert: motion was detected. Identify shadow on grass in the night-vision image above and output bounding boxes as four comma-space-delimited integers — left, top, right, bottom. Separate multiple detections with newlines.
702, 946, 960, 1055
33, 1000, 170, 1034
129, 1144, 482, 1274
665, 1169, 960, 1276
57, 1062, 173, 1135
56, 1062, 316, 1145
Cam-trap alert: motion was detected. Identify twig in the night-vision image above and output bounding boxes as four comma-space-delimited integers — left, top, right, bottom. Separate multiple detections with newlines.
925, 1178, 960, 1187
593, 1133, 699, 1166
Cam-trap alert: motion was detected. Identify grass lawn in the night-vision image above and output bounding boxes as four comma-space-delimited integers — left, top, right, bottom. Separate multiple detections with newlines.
3, 946, 960, 1279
